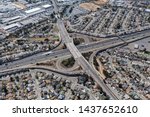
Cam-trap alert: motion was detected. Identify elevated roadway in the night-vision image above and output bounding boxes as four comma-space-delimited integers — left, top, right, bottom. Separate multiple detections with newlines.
52, 0, 120, 99
0, 34, 150, 72
1, 0, 150, 100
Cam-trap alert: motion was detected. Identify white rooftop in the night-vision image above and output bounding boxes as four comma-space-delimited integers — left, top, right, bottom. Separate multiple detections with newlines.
25, 7, 41, 14
145, 9, 150, 12
4, 23, 21, 30
42, 4, 52, 8
2, 16, 21, 23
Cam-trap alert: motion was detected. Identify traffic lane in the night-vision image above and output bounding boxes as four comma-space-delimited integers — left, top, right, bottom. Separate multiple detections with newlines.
1, 31, 150, 71
77, 56, 119, 100
0, 49, 71, 71
1, 27, 149, 68
1, 35, 150, 71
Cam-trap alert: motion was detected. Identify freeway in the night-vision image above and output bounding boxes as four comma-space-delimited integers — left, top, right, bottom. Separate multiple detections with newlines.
0, 65, 82, 78
52, 0, 120, 99
0, 34, 150, 72
51, 0, 150, 100
0, 0, 150, 99
56, 20, 119, 99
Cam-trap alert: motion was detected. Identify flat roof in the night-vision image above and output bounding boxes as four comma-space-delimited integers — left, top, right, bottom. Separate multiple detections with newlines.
20, 18, 39, 25
25, 7, 41, 14
4, 23, 21, 30
42, 4, 52, 8
145, 9, 150, 12
2, 16, 21, 23
27, 9, 45, 16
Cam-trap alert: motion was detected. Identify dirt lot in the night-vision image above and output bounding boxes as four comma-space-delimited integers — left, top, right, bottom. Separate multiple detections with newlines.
79, 0, 108, 12
12, 2, 26, 9
79, 3, 100, 11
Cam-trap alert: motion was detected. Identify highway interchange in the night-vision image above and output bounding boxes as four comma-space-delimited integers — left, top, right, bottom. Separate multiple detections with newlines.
0, 0, 150, 100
